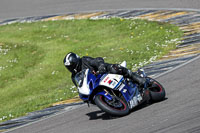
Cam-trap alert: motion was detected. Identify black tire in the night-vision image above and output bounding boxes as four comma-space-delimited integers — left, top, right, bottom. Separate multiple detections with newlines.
94, 95, 130, 116
147, 78, 166, 102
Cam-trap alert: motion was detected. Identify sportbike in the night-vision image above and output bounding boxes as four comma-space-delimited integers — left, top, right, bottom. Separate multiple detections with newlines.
74, 61, 166, 116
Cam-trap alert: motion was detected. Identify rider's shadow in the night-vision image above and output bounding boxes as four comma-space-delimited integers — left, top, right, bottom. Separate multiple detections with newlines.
86, 110, 120, 120
86, 98, 168, 120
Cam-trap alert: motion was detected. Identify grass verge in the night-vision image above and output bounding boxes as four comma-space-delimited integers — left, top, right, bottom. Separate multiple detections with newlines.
0, 18, 182, 122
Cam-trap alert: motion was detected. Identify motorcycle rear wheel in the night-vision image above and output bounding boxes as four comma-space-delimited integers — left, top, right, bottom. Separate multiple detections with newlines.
94, 95, 130, 116
147, 77, 166, 102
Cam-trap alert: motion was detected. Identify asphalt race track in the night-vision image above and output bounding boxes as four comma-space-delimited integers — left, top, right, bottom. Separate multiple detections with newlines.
1, 0, 200, 133
0, 0, 200, 21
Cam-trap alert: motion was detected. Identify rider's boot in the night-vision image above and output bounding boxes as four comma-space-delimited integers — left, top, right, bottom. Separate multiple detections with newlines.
126, 70, 146, 92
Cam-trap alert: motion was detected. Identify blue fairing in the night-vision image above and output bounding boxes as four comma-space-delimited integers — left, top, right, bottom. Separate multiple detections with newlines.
79, 70, 104, 101
121, 80, 139, 102
87, 72, 102, 89
78, 69, 141, 105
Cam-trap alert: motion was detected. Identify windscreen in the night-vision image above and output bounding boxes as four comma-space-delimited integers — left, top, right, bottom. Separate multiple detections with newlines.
74, 69, 86, 87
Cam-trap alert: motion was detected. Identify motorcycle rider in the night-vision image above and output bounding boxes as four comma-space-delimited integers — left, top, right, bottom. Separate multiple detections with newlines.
63, 52, 146, 88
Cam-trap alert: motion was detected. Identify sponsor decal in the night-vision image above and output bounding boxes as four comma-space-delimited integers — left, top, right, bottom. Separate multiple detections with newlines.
118, 84, 125, 91
108, 80, 113, 85
112, 81, 117, 86
129, 94, 143, 109
123, 89, 127, 93
104, 77, 109, 83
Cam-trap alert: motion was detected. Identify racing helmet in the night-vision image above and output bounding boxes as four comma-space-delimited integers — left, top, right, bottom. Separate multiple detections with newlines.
63, 52, 80, 73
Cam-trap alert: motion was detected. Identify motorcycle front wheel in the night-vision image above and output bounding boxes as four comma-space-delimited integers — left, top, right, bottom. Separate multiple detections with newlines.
94, 95, 130, 116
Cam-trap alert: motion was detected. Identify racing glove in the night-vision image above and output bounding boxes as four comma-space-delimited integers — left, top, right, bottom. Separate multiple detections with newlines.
98, 64, 107, 74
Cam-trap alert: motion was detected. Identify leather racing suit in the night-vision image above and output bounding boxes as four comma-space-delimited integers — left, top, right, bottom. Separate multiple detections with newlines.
71, 56, 146, 87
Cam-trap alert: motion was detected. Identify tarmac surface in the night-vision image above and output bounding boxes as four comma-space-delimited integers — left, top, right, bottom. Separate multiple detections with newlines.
0, 0, 200, 21
6, 56, 200, 133
0, 0, 200, 133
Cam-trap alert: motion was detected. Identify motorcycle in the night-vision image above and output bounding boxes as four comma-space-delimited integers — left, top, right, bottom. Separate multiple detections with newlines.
74, 61, 166, 116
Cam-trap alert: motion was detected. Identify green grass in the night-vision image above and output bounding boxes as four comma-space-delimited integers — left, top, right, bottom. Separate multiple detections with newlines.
0, 18, 182, 121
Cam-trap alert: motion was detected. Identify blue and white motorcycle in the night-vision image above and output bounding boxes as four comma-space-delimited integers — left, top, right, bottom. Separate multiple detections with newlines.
75, 61, 166, 116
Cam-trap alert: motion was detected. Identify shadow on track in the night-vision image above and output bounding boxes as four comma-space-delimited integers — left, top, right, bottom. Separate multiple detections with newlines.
86, 110, 118, 120
86, 98, 168, 120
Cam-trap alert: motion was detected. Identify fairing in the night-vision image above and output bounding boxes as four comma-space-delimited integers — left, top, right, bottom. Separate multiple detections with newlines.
75, 68, 145, 109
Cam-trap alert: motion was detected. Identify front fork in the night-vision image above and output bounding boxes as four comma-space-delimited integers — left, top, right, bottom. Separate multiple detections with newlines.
95, 90, 113, 101
94, 89, 124, 105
